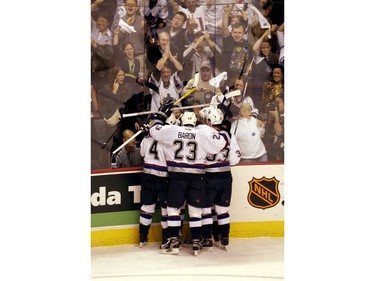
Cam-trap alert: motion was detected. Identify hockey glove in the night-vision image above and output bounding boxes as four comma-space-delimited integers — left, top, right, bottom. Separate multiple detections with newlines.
141, 123, 151, 133
158, 100, 175, 115
142, 113, 166, 133
149, 112, 167, 124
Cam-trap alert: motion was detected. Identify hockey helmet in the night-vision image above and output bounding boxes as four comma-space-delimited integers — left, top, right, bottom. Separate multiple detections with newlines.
181, 111, 197, 126
200, 106, 224, 125
199, 106, 214, 120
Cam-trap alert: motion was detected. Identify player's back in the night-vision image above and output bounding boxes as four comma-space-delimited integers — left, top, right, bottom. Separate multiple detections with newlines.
140, 134, 168, 178
204, 130, 241, 175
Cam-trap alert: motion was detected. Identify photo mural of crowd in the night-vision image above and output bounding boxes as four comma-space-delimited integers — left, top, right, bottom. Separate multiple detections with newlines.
91, 0, 284, 170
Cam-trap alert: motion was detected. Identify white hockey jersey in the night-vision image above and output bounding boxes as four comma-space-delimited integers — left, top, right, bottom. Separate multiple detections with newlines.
140, 134, 168, 178
203, 129, 241, 174
149, 124, 227, 175
149, 72, 183, 111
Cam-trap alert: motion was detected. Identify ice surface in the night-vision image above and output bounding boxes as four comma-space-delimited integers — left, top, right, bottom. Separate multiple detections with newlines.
91, 237, 284, 281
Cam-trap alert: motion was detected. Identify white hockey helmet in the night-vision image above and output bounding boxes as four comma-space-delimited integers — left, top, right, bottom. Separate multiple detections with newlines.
181, 111, 197, 126
165, 112, 177, 125
199, 106, 214, 120
201, 106, 224, 125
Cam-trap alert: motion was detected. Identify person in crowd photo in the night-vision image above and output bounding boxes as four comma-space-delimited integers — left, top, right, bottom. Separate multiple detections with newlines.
91, 2, 115, 90
250, 29, 278, 112
147, 31, 184, 76
182, 60, 222, 106
98, 66, 141, 161
148, 62, 184, 111
183, 31, 221, 81
113, 129, 144, 168
220, 4, 250, 83
230, 101, 267, 162
115, 0, 147, 76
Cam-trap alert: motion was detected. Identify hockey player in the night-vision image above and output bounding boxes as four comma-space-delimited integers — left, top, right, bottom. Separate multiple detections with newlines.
144, 109, 227, 255
138, 122, 170, 247
199, 106, 241, 250
139, 110, 188, 248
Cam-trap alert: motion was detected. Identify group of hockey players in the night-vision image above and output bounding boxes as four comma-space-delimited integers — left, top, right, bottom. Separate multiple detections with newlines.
137, 100, 241, 256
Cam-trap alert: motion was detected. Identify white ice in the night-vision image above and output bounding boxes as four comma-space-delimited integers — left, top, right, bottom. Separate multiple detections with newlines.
91, 237, 284, 280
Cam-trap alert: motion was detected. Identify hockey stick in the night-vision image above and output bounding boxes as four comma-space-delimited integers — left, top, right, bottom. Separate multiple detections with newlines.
172, 89, 241, 115
216, 90, 242, 118
121, 69, 235, 119
112, 130, 144, 155
133, 74, 160, 93
208, 71, 227, 88
233, 57, 255, 136
173, 85, 198, 105
103, 109, 121, 127
101, 122, 122, 149
121, 90, 241, 118
121, 86, 198, 118
220, 89, 241, 103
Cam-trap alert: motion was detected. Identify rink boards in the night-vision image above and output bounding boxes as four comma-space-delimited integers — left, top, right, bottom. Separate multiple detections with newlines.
91, 163, 284, 247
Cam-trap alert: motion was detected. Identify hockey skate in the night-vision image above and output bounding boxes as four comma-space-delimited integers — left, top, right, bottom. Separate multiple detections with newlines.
160, 237, 180, 254
201, 238, 213, 252
139, 234, 148, 248
192, 239, 202, 256
161, 236, 168, 246
213, 235, 221, 248
220, 237, 229, 251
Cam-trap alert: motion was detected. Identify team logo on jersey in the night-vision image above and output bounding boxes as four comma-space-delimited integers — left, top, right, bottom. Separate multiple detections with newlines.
248, 177, 280, 209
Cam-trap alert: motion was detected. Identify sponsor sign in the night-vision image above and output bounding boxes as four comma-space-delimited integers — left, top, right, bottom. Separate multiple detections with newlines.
91, 171, 142, 213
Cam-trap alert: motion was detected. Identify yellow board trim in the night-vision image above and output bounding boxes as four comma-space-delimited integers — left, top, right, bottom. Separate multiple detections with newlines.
91, 221, 284, 247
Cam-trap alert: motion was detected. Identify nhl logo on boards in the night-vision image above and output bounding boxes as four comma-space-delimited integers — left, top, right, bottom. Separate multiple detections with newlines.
248, 177, 280, 210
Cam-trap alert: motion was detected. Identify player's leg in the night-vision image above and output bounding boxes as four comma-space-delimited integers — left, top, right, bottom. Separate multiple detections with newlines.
201, 180, 216, 251
139, 203, 156, 247
214, 177, 232, 250
158, 183, 169, 246
187, 178, 206, 255
160, 179, 187, 254
179, 201, 187, 244
211, 208, 220, 244
139, 175, 157, 247
214, 204, 230, 250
